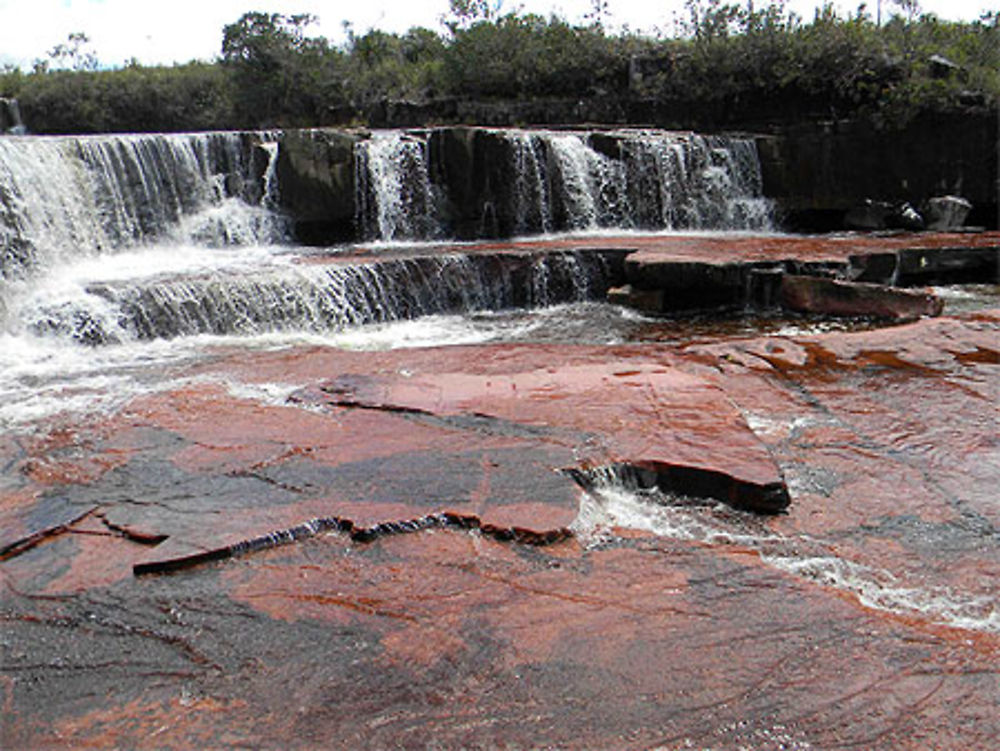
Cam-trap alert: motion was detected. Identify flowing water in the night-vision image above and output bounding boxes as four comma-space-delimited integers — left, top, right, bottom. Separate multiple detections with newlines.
572, 470, 1000, 635
1, 126, 995, 636
0, 126, 777, 431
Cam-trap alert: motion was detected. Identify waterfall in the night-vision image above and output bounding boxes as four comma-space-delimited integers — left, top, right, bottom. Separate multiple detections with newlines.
355, 131, 441, 242
541, 130, 772, 233
18, 250, 616, 345
2, 125, 765, 350
0, 131, 286, 281
1, 98, 26, 135
351, 128, 772, 243
508, 131, 554, 235
452, 128, 771, 241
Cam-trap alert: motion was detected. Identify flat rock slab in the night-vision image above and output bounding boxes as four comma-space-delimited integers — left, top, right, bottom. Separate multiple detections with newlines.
779, 273, 944, 320
308, 230, 1000, 271
2, 310, 999, 749
610, 230, 1000, 266
0, 344, 787, 580
308, 346, 782, 481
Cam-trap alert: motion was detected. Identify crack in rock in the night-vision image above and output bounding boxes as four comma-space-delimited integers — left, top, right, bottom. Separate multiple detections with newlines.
133, 511, 572, 576
0, 505, 99, 562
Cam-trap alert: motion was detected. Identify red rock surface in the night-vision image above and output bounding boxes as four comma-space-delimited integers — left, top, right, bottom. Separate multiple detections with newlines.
779, 273, 945, 320
331, 229, 1000, 265
1, 237, 998, 749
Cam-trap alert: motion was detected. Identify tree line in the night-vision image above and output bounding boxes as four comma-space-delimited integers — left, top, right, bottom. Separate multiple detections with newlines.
1, 0, 997, 134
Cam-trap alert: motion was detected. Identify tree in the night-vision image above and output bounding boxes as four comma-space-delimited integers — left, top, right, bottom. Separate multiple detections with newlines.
40, 32, 99, 72
220, 12, 336, 126
444, 0, 507, 32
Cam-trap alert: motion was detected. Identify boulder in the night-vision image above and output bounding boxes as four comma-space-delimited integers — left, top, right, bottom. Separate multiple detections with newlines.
779, 274, 943, 321
924, 195, 972, 231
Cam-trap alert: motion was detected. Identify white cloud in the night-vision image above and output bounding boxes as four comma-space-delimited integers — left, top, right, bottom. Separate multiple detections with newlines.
0, 0, 993, 70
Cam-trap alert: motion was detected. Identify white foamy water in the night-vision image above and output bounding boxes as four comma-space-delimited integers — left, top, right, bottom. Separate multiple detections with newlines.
352, 128, 774, 241
0, 301, 644, 431
572, 477, 1000, 634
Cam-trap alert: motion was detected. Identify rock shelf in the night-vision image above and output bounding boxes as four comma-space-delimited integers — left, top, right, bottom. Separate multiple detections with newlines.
1, 232, 998, 749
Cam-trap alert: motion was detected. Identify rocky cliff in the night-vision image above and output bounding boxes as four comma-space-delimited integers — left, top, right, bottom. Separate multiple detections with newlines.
756, 109, 998, 230
269, 117, 998, 243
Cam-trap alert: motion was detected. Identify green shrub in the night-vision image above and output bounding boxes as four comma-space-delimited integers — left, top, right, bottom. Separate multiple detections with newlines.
3, 4, 996, 133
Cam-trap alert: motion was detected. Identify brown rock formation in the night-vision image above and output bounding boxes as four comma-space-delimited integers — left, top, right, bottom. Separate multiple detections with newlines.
779, 274, 944, 321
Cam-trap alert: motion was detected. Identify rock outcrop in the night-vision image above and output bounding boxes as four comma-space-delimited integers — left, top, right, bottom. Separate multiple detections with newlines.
778, 274, 943, 321
756, 110, 998, 230
275, 129, 366, 243
595, 232, 999, 315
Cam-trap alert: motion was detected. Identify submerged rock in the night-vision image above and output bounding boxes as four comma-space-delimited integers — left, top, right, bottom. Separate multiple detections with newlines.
779, 274, 943, 321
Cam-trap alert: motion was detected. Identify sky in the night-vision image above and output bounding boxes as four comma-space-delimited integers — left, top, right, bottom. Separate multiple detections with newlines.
0, 0, 994, 70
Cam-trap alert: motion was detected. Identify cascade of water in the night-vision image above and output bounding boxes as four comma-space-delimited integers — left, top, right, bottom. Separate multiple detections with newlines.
2, 126, 769, 349
571, 469, 1000, 634
18, 250, 613, 345
546, 133, 629, 230
490, 128, 772, 238
615, 131, 774, 231
355, 132, 441, 242
0, 131, 284, 282
260, 141, 281, 209
0, 98, 25, 135
508, 132, 553, 235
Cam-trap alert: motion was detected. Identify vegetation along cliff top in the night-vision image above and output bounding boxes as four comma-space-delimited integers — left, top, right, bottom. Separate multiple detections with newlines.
0, 0, 998, 134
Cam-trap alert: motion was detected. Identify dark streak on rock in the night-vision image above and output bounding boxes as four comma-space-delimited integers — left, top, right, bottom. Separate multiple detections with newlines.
95, 511, 169, 546
226, 468, 311, 495
0, 505, 99, 562
566, 462, 791, 515
316, 393, 434, 418
133, 511, 571, 577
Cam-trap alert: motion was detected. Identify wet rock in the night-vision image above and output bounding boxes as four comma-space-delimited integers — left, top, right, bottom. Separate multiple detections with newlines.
311, 348, 790, 513
779, 274, 943, 321
844, 199, 892, 231
624, 258, 751, 312
924, 195, 973, 231
275, 129, 366, 244
606, 283, 664, 314
597, 232, 997, 315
